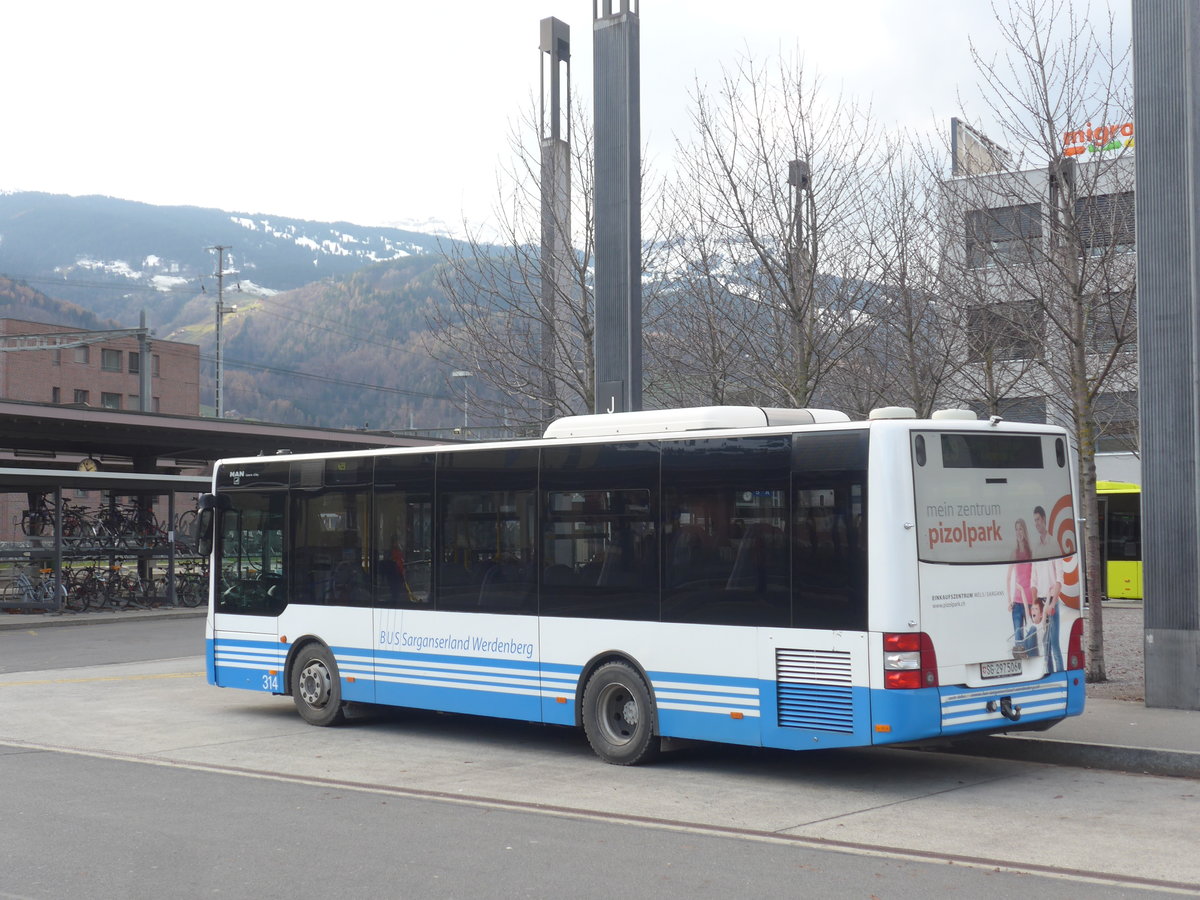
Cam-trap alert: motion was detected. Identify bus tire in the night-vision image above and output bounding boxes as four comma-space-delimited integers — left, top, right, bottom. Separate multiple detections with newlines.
582, 661, 660, 765
290, 644, 346, 726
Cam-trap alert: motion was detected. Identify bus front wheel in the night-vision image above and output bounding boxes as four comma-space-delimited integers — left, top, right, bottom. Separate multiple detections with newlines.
582, 662, 660, 765
291, 644, 346, 726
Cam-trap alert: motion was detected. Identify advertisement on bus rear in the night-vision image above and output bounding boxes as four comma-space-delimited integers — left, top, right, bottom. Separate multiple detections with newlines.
912, 430, 1081, 673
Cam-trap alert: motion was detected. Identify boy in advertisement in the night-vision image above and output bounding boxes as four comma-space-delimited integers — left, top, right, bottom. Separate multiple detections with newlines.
1030, 505, 1065, 673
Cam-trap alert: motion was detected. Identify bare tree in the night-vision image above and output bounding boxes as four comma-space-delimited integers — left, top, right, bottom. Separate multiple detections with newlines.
662, 52, 884, 410
430, 101, 672, 433
942, 0, 1135, 680
844, 143, 963, 419
427, 103, 598, 433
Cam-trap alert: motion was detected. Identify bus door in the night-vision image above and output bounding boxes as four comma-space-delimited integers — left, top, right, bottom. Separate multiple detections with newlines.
211, 487, 287, 692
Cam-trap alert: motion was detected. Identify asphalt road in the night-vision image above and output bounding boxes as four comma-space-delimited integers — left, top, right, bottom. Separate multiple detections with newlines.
0, 615, 204, 673
2, 617, 1197, 898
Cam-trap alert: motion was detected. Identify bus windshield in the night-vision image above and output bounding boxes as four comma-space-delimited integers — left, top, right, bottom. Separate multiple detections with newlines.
912, 431, 1075, 565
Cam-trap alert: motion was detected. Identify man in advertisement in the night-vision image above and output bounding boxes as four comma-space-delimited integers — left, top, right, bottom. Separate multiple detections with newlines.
1030, 505, 1065, 673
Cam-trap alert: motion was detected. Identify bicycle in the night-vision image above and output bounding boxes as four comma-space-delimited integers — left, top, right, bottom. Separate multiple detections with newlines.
19, 495, 55, 538
167, 558, 209, 607
1, 568, 67, 611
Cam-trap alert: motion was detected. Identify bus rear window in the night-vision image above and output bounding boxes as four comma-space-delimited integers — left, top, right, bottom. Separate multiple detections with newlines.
940, 434, 1043, 468
913, 431, 1075, 565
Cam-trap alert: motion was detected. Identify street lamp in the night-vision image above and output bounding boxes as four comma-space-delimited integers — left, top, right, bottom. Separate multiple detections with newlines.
451, 370, 473, 432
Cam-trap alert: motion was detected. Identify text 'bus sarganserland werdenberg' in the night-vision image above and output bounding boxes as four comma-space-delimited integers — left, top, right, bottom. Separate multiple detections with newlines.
197, 405, 1085, 765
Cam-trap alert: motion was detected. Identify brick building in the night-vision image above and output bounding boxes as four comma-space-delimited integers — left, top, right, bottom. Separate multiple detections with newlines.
1, 319, 201, 544
0, 319, 200, 415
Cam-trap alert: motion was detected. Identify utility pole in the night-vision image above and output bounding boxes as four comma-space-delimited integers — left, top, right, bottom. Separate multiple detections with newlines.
208, 245, 233, 418
137, 310, 152, 412
788, 159, 815, 404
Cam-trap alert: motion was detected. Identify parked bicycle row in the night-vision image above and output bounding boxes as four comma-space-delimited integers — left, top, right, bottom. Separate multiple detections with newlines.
18, 497, 199, 552
1, 558, 208, 613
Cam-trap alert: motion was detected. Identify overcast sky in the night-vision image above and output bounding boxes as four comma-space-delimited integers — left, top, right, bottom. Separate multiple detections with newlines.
1, 0, 1129, 232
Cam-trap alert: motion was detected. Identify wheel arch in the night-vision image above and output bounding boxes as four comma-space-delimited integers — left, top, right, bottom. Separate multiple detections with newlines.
575, 650, 655, 731
283, 634, 332, 696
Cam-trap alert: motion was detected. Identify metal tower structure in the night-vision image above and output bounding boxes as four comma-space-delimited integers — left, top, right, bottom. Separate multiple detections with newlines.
540, 17, 571, 428
592, 0, 641, 414
1133, 1, 1200, 709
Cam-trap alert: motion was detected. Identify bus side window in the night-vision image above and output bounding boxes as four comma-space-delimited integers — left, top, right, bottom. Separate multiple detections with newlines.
661, 435, 791, 627
290, 489, 371, 607
217, 490, 286, 616
374, 491, 432, 606
539, 441, 660, 621
792, 432, 868, 632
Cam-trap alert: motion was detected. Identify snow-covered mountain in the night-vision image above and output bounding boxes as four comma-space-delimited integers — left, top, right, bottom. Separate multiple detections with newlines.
0, 191, 457, 323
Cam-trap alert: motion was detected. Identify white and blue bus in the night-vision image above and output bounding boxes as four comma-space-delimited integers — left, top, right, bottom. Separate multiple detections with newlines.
200, 406, 1085, 764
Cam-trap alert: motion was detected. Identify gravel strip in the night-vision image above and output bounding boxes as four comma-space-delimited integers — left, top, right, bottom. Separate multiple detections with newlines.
1086, 603, 1145, 702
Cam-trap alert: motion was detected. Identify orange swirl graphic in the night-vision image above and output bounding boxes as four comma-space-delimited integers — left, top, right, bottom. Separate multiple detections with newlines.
1051, 494, 1081, 609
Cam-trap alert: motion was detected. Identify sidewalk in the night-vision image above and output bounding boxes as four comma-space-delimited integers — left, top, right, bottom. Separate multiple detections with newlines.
3, 602, 1197, 778
947, 695, 1200, 779
0, 606, 205, 629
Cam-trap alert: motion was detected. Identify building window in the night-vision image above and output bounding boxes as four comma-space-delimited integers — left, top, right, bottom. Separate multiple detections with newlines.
966, 300, 1043, 361
52, 349, 61, 366
101, 349, 122, 372
129, 352, 140, 375
101, 392, 122, 409
153, 397, 161, 413
74, 346, 90, 365
74, 389, 90, 405
970, 396, 1047, 423
1075, 192, 1135, 253
1093, 391, 1138, 453
1088, 290, 1136, 354
153, 354, 161, 377
51, 386, 61, 404
965, 203, 1042, 267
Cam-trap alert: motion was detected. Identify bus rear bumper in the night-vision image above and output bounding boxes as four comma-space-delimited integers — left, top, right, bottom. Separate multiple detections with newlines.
870, 671, 1084, 744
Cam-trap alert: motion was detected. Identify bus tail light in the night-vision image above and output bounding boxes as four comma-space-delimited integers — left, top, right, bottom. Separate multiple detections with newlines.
1067, 617, 1085, 670
883, 632, 938, 689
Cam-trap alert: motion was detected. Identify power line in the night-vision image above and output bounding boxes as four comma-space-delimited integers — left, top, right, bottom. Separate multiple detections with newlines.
200, 353, 456, 402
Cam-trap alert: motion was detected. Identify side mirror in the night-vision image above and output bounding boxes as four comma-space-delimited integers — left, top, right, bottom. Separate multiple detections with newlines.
195, 493, 229, 558
196, 508, 215, 557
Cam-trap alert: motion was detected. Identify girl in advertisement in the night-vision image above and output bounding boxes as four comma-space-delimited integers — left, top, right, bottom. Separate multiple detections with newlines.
1008, 518, 1035, 657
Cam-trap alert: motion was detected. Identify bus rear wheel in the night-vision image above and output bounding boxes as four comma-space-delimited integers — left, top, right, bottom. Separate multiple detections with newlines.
291, 644, 345, 726
582, 661, 659, 765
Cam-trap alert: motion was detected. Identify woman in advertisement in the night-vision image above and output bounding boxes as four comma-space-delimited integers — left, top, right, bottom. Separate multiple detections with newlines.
1008, 518, 1035, 657
1031, 505, 1065, 673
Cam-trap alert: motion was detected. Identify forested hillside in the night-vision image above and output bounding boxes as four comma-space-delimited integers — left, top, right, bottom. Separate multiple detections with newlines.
168, 256, 459, 429
0, 276, 116, 331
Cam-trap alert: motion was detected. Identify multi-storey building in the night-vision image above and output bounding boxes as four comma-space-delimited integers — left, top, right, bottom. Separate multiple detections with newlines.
945, 119, 1138, 482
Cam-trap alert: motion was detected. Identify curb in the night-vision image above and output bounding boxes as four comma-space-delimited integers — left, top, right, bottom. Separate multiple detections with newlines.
0, 608, 206, 631
942, 735, 1200, 779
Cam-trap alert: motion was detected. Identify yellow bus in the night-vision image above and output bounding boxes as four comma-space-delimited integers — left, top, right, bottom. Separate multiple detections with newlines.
1097, 480, 1142, 600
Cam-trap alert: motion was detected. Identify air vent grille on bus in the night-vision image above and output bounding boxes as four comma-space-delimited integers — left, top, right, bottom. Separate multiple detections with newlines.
775, 648, 854, 733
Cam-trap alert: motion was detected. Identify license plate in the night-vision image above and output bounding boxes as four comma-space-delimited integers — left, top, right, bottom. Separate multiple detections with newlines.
980, 658, 1023, 679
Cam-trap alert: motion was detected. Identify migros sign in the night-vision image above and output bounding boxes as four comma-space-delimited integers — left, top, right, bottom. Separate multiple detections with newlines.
1063, 121, 1134, 156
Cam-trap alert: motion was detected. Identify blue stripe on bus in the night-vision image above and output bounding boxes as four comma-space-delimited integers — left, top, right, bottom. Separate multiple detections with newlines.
208, 637, 1082, 751
210, 637, 289, 693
